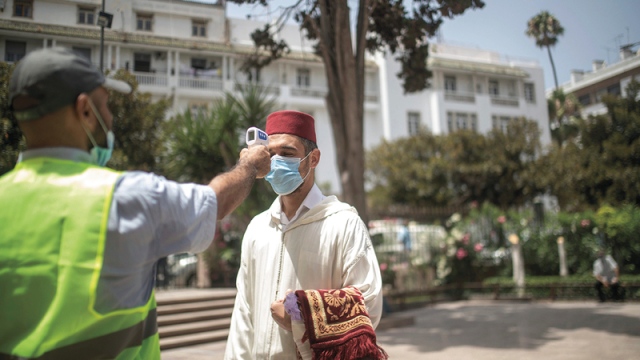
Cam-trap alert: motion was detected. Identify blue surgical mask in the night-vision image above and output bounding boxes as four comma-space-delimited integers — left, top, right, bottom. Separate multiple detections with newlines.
82, 98, 114, 167
265, 153, 312, 195
91, 130, 114, 167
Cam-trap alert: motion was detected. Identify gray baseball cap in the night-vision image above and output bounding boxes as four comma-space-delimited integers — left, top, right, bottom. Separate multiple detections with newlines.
9, 47, 132, 121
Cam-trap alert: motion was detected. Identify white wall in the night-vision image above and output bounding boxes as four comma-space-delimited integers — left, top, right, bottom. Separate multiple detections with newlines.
376, 51, 432, 140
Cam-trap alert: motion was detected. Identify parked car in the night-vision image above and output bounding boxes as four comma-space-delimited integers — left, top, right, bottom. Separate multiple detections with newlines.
166, 253, 198, 288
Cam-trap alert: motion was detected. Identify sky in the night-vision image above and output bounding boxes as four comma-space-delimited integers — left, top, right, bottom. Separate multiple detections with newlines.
223, 0, 640, 92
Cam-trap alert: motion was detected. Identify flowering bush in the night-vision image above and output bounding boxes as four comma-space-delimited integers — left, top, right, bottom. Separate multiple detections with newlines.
432, 210, 498, 285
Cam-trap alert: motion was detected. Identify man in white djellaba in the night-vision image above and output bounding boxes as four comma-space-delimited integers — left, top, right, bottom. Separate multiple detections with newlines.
224, 110, 384, 359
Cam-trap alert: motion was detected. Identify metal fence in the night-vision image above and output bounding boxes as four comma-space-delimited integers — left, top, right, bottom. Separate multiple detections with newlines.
370, 220, 447, 291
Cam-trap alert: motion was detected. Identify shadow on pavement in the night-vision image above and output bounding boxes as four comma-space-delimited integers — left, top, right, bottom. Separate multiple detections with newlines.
376, 301, 640, 354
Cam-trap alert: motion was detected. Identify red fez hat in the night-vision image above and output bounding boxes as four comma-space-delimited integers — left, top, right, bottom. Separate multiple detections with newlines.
265, 110, 316, 144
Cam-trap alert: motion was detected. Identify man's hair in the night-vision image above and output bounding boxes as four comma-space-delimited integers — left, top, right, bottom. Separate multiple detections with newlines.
300, 136, 318, 155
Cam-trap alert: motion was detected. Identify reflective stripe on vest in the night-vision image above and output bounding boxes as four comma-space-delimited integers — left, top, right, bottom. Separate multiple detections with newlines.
0, 158, 159, 359
0, 308, 157, 360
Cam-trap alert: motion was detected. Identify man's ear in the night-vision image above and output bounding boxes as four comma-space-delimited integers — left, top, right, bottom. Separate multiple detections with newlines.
310, 148, 321, 169
74, 93, 95, 129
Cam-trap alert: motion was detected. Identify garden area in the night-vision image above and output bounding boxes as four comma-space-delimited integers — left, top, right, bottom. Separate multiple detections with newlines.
370, 203, 640, 309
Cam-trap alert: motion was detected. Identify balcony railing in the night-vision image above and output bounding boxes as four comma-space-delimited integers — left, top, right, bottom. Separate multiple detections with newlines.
234, 83, 281, 95
179, 76, 223, 91
490, 95, 519, 107
291, 86, 327, 98
365, 92, 378, 103
133, 72, 168, 87
444, 90, 475, 103
291, 86, 379, 103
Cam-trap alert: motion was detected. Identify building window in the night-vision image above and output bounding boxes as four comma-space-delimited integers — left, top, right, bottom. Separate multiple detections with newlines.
78, 7, 95, 25
14, 0, 33, 18
136, 14, 153, 32
456, 113, 468, 130
192, 20, 207, 37
189, 102, 208, 117
191, 58, 207, 70
133, 53, 151, 72
72, 47, 91, 61
492, 115, 512, 132
296, 68, 311, 87
507, 81, 516, 97
407, 112, 420, 136
607, 83, 621, 96
524, 83, 535, 103
578, 94, 591, 106
5, 41, 27, 62
444, 75, 456, 92
489, 80, 499, 96
448, 112, 477, 132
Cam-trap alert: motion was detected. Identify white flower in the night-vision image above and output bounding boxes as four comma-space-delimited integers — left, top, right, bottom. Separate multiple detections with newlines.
450, 213, 462, 223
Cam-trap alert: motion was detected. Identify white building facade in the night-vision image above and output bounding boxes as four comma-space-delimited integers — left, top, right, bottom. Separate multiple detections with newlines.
553, 45, 640, 117
1, 0, 549, 194
378, 43, 551, 145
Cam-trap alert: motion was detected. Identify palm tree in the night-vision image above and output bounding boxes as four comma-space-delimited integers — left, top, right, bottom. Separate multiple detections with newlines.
526, 11, 564, 90
163, 84, 278, 288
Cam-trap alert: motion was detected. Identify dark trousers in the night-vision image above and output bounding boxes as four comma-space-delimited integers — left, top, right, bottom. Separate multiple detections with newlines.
594, 281, 622, 302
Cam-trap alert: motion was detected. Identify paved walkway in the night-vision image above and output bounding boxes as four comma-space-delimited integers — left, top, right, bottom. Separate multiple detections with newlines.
161, 300, 640, 359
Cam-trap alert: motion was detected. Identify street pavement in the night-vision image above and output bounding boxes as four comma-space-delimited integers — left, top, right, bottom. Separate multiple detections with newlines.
161, 300, 640, 359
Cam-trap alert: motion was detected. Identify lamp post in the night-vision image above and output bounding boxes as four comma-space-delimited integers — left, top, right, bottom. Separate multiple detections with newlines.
99, 0, 105, 72
97, 1, 113, 73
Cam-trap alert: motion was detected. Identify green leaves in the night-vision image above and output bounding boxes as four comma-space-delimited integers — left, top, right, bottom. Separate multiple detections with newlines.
163, 83, 278, 220
537, 80, 640, 210
525, 11, 565, 48
107, 69, 171, 173
367, 119, 542, 209
0, 62, 23, 176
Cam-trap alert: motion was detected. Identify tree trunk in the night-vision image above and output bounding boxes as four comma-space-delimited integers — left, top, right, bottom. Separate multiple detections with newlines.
316, 0, 370, 224
547, 45, 559, 90
197, 252, 211, 288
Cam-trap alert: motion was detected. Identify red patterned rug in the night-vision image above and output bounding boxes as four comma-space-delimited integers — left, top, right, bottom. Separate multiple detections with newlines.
292, 286, 388, 360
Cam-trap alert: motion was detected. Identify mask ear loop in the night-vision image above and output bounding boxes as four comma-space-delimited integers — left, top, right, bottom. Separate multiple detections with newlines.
300, 151, 314, 181
80, 116, 100, 150
86, 97, 109, 135
79, 95, 107, 150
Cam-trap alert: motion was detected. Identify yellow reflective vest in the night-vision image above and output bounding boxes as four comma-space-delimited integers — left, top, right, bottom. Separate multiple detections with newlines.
0, 157, 160, 359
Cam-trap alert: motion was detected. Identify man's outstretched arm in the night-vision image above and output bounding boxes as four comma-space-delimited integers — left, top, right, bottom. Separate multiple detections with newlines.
209, 146, 270, 220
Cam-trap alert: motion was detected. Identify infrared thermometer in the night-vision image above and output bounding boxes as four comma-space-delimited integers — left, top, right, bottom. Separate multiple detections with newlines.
246, 127, 269, 147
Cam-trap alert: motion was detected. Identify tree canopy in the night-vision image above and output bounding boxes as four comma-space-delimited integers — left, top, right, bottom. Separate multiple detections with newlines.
535, 80, 640, 210
107, 69, 171, 172
367, 118, 542, 210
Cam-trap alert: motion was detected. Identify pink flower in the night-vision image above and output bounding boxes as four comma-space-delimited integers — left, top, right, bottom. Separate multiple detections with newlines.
456, 248, 468, 260
222, 222, 232, 232
474, 243, 484, 252
581, 219, 590, 227
380, 263, 388, 271
470, 201, 478, 209
462, 233, 470, 245
497, 216, 506, 224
